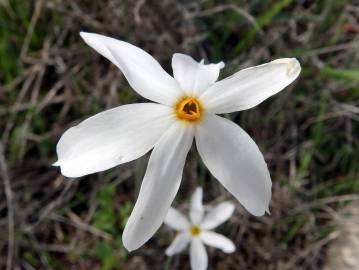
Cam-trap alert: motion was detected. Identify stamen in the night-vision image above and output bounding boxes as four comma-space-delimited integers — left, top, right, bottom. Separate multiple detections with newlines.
175, 97, 203, 123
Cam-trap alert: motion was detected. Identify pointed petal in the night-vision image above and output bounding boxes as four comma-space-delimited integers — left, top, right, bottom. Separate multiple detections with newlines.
189, 187, 204, 225
195, 115, 272, 216
200, 58, 301, 113
172, 53, 224, 97
165, 232, 190, 256
80, 32, 183, 105
122, 122, 194, 251
55, 103, 174, 178
190, 238, 208, 270
200, 231, 235, 253
164, 207, 190, 231
200, 202, 235, 230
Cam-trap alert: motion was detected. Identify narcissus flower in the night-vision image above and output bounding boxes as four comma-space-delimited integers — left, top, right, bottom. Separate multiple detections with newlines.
164, 187, 235, 270
54, 32, 301, 251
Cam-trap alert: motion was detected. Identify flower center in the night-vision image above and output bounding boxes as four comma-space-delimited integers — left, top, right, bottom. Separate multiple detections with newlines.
190, 225, 201, 236
175, 97, 203, 123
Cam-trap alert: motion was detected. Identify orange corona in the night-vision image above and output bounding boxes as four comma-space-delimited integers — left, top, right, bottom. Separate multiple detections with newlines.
175, 97, 203, 123
190, 225, 201, 236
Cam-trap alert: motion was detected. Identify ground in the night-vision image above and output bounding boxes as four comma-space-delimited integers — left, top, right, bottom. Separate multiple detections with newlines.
323, 204, 359, 270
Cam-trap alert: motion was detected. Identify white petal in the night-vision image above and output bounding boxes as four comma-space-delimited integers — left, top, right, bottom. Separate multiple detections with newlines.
200, 231, 235, 253
172, 53, 224, 97
80, 32, 183, 105
190, 238, 208, 270
165, 232, 190, 256
55, 103, 174, 178
122, 122, 194, 251
189, 187, 204, 225
200, 202, 235, 230
164, 207, 190, 231
200, 58, 301, 113
195, 115, 272, 216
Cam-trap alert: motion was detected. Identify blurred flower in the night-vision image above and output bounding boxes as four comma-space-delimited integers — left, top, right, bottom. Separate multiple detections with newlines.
164, 187, 235, 270
54, 32, 301, 251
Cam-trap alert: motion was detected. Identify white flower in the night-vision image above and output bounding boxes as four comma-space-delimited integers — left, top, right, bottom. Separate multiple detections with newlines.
164, 187, 235, 270
54, 32, 301, 251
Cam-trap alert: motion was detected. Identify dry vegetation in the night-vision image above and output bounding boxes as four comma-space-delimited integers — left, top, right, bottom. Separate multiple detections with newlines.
0, 0, 358, 269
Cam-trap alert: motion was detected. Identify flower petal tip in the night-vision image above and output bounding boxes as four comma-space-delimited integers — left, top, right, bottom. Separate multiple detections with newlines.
79, 31, 90, 38
52, 161, 60, 167
272, 58, 301, 78
79, 32, 97, 44
217, 61, 225, 69
198, 58, 224, 69
196, 186, 203, 193
228, 203, 235, 212
122, 231, 142, 252
286, 58, 301, 77
248, 207, 267, 217
122, 240, 135, 252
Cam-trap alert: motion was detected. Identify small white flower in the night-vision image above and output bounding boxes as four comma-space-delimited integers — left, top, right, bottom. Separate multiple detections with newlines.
54, 32, 301, 251
164, 187, 235, 270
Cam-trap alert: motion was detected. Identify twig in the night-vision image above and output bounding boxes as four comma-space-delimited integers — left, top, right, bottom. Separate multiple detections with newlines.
28, 233, 53, 270
134, 0, 146, 23
189, 4, 263, 35
20, 0, 45, 60
22, 179, 75, 233
0, 142, 15, 270
49, 212, 112, 240
302, 41, 359, 57
291, 194, 359, 214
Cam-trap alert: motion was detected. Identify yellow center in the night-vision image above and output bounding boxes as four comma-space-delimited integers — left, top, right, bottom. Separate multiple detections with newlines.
175, 97, 203, 123
190, 225, 201, 236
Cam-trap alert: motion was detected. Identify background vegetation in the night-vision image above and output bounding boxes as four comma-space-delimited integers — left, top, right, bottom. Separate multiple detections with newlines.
0, 0, 358, 269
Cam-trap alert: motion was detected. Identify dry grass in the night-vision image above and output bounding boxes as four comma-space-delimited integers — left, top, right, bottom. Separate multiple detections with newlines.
0, 0, 358, 269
